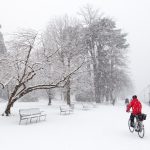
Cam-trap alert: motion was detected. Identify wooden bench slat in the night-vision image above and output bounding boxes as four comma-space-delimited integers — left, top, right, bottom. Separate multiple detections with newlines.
59, 105, 73, 115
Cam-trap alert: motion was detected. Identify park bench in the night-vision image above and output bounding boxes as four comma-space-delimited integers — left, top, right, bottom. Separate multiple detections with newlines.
70, 103, 75, 111
59, 105, 73, 115
91, 102, 97, 108
82, 103, 91, 110
19, 108, 46, 125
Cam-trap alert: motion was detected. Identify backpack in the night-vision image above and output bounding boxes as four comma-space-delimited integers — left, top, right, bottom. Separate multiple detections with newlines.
138, 113, 147, 121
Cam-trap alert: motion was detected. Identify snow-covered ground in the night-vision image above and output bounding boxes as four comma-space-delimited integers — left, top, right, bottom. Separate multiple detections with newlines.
0, 100, 150, 150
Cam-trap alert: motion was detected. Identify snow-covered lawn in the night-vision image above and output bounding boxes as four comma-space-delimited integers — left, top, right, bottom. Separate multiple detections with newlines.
0, 100, 150, 150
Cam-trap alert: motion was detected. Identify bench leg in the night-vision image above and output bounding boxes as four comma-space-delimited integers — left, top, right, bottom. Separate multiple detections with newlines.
30, 118, 32, 123
39, 115, 46, 121
43, 115, 46, 121
26, 118, 29, 125
36, 117, 38, 123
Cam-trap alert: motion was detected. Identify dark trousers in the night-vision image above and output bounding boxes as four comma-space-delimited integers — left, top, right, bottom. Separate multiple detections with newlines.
130, 113, 135, 124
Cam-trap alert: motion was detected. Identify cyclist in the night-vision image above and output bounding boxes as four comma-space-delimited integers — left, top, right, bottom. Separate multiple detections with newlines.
126, 95, 142, 127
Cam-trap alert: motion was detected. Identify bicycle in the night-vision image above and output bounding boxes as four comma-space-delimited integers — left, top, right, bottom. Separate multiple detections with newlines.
128, 115, 145, 138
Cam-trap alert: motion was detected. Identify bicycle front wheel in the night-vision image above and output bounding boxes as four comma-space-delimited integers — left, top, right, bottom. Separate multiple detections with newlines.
128, 119, 134, 133
138, 125, 145, 138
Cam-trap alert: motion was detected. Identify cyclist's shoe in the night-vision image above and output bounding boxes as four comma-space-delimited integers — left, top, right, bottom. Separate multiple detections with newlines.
138, 127, 142, 132
135, 129, 140, 132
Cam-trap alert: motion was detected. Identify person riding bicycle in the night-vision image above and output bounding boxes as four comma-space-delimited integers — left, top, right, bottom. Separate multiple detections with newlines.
126, 95, 142, 127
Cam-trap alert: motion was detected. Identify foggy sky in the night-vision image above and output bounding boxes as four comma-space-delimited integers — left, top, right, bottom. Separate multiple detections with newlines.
0, 0, 150, 97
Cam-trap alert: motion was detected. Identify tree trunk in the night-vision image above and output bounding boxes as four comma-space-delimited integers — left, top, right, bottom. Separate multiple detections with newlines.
3, 100, 15, 116
4, 104, 11, 116
66, 58, 71, 105
96, 44, 103, 103
48, 97, 51, 105
106, 92, 109, 102
66, 78, 71, 105
93, 64, 101, 103
94, 80, 100, 103
47, 89, 52, 105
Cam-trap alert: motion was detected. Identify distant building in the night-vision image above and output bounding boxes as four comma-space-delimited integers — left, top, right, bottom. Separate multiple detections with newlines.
0, 24, 7, 54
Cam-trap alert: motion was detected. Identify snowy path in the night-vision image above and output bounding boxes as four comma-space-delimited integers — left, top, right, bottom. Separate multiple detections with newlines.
0, 101, 150, 150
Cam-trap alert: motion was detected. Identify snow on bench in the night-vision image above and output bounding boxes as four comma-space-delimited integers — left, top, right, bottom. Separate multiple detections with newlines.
19, 108, 46, 125
59, 105, 73, 115
82, 103, 91, 110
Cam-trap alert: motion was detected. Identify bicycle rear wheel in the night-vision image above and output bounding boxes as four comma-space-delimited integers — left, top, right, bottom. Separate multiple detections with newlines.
128, 119, 134, 132
138, 124, 144, 138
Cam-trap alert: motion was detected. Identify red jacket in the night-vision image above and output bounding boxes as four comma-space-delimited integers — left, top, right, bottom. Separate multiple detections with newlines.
126, 98, 142, 115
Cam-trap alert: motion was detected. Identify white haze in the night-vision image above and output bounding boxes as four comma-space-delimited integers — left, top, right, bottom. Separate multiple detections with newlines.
0, 0, 150, 96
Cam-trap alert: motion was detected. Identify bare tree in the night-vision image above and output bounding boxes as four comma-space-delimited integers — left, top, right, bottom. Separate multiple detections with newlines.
43, 16, 86, 105
78, 4, 100, 25
1, 29, 83, 116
